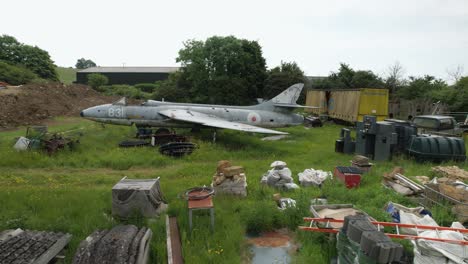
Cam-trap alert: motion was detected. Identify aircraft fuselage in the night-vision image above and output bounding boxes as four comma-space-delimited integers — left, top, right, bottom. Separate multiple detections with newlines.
81, 101, 304, 129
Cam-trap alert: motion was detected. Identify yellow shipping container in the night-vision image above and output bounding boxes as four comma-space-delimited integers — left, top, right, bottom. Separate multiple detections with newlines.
306, 88, 388, 122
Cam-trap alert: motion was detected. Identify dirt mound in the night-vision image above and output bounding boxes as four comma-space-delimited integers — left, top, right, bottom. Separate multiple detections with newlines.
0, 83, 118, 128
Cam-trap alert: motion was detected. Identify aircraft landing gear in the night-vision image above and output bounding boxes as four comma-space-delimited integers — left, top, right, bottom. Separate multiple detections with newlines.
155, 128, 170, 135
212, 129, 217, 143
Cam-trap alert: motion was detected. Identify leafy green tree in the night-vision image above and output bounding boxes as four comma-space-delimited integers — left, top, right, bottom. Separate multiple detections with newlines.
398, 75, 448, 114
176, 36, 267, 104
312, 63, 384, 89
0, 35, 58, 80
264, 61, 306, 101
447, 76, 468, 111
0, 61, 37, 85
87, 73, 108, 90
351, 70, 384, 88
398, 75, 446, 100
75, 58, 97, 69
152, 72, 190, 102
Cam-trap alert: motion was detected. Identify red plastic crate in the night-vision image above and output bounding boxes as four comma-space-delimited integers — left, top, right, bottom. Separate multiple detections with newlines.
334, 167, 362, 189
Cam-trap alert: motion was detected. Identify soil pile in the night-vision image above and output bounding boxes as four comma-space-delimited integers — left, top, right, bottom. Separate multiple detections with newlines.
0, 83, 117, 128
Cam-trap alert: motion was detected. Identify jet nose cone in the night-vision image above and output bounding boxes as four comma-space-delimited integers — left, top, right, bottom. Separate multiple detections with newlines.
80, 111, 84, 117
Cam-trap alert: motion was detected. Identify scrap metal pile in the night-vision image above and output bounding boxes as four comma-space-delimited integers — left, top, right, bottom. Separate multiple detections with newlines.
211, 160, 247, 196
118, 130, 197, 157
159, 142, 197, 157
382, 167, 424, 196
13, 126, 81, 155
423, 166, 468, 223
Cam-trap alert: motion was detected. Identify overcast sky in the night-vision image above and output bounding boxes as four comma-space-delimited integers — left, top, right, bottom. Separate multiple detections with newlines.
2, 0, 467, 81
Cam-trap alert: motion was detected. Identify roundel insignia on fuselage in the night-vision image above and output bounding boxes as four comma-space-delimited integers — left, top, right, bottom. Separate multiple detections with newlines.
247, 112, 261, 123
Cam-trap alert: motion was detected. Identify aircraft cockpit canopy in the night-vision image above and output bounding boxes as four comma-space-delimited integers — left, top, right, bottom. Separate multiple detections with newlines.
112, 97, 127, 106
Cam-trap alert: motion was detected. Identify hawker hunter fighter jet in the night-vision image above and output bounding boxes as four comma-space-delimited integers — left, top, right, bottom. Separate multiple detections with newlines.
81, 83, 314, 136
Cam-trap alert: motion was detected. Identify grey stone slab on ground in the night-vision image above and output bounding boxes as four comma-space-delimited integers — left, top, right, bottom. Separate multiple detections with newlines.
0, 228, 71, 264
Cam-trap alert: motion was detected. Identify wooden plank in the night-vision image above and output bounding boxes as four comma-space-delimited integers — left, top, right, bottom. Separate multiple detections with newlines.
166, 216, 184, 264
166, 216, 173, 264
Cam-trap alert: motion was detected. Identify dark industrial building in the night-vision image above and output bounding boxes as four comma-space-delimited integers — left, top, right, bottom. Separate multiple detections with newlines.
76, 66, 180, 85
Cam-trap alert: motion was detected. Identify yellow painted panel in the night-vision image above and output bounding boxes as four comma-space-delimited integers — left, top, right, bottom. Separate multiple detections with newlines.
305, 90, 327, 114
357, 88, 389, 120
329, 90, 360, 122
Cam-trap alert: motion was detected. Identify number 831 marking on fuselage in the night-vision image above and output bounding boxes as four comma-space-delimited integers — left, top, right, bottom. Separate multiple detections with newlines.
108, 107, 123, 118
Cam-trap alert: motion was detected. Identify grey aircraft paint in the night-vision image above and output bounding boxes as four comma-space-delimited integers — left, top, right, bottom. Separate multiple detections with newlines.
80, 83, 314, 135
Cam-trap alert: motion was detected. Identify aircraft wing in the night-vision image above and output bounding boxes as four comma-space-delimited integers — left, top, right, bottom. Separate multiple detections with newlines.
159, 109, 288, 135
273, 103, 319, 109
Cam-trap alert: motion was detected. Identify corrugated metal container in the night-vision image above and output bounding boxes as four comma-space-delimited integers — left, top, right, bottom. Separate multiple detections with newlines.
306, 88, 389, 122
305, 90, 327, 115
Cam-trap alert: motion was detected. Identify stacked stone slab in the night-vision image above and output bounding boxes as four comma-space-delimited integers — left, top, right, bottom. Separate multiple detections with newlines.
212, 160, 247, 196
338, 215, 404, 264
73, 225, 152, 264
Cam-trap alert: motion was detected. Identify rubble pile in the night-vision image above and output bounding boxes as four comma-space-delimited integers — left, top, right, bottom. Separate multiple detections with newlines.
382, 167, 424, 196
426, 177, 468, 223
432, 165, 468, 181
0, 83, 120, 128
350, 155, 373, 173
261, 161, 299, 190
212, 160, 247, 196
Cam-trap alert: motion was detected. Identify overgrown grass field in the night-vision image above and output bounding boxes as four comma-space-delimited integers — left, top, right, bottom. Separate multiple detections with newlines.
0, 118, 466, 263
56, 67, 77, 84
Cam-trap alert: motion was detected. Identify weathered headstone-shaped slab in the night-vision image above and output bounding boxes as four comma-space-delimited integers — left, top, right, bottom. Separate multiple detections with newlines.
73, 225, 152, 264
112, 177, 167, 218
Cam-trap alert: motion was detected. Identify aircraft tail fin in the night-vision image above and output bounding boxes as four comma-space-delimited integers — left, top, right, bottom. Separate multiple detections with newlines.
270, 83, 304, 105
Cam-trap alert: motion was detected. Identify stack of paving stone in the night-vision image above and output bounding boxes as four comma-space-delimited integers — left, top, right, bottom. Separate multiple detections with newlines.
0, 228, 72, 264
211, 160, 247, 196
73, 225, 152, 264
337, 215, 404, 264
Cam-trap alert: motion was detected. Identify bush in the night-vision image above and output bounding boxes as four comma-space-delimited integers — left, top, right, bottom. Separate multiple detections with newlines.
0, 61, 37, 85
101, 84, 151, 99
134, 83, 158, 93
87, 73, 108, 90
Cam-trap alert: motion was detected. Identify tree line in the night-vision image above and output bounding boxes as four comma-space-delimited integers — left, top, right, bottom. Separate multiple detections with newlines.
0, 35, 58, 84
311, 62, 467, 113
1, 34, 466, 113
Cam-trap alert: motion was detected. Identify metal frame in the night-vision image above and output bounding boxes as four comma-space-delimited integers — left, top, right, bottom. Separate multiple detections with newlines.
300, 217, 468, 245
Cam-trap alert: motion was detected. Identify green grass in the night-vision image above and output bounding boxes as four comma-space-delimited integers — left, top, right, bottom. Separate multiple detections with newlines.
0, 119, 466, 263
56, 67, 77, 84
